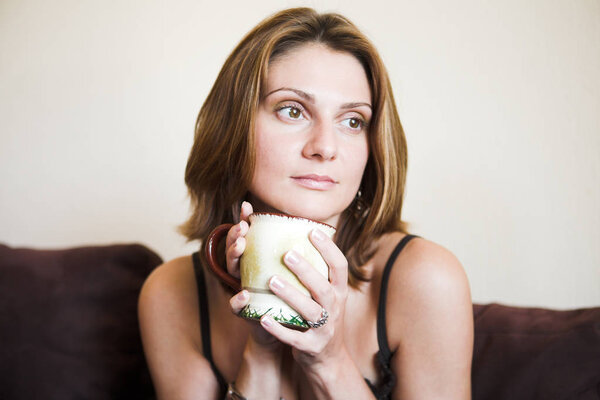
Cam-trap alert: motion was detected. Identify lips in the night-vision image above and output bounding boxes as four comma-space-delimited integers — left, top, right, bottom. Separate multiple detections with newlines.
291, 174, 337, 190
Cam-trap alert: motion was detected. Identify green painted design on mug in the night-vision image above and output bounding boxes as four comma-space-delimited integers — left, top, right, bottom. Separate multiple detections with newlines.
240, 305, 309, 329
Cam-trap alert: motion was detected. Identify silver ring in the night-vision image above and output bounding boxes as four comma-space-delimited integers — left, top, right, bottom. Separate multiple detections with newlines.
306, 308, 329, 328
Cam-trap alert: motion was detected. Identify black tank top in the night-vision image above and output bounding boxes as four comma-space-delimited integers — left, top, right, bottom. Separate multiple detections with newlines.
192, 234, 418, 400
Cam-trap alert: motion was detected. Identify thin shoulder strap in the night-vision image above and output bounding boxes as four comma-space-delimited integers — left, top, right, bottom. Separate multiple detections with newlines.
192, 251, 226, 390
377, 235, 418, 360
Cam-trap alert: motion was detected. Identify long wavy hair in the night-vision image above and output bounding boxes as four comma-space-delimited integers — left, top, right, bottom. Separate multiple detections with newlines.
180, 7, 408, 287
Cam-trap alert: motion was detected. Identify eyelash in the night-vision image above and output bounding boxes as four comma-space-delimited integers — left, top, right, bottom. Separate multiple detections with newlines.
274, 103, 368, 130
344, 116, 368, 130
275, 103, 306, 119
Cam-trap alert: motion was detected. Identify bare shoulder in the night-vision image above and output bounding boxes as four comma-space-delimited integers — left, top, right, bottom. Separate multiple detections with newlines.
386, 236, 473, 334
388, 236, 471, 303
139, 255, 198, 323
383, 235, 473, 398
138, 255, 221, 399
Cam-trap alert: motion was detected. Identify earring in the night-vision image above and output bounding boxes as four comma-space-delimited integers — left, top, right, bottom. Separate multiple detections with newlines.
353, 189, 369, 219
355, 190, 363, 212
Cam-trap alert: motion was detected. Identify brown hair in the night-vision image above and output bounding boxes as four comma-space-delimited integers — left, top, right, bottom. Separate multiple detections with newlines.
180, 7, 408, 286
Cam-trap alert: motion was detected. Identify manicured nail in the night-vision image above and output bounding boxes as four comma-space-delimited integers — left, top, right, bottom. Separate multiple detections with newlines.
242, 201, 250, 211
312, 229, 326, 241
238, 290, 248, 301
285, 250, 299, 265
270, 276, 284, 291
261, 315, 273, 327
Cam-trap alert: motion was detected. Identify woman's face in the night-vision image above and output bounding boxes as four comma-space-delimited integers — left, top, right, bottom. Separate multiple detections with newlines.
248, 43, 371, 227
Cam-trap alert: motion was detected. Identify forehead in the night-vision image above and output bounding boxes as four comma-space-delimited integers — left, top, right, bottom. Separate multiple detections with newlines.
264, 44, 372, 103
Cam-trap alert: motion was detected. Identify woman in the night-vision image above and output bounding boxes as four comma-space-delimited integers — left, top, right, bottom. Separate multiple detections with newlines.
138, 7, 473, 400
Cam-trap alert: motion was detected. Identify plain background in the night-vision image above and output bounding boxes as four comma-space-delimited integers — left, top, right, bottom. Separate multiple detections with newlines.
1, 0, 598, 309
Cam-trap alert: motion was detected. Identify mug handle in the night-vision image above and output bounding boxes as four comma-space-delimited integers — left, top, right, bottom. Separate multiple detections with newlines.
204, 223, 242, 292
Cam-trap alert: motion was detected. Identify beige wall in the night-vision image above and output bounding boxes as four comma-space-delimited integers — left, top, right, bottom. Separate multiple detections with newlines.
1, 0, 598, 309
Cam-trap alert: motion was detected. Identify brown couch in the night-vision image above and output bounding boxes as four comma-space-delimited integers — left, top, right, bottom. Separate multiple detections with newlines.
1, 243, 598, 399
472, 303, 600, 399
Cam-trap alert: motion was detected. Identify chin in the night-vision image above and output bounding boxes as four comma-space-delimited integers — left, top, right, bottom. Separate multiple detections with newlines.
248, 191, 352, 227
277, 203, 344, 226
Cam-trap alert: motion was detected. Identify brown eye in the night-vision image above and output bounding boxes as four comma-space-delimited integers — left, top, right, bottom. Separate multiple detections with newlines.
276, 105, 304, 120
288, 107, 301, 119
349, 118, 361, 129
343, 117, 364, 130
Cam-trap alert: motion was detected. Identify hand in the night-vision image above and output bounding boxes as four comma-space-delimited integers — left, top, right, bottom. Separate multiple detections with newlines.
258, 228, 350, 370
224, 201, 252, 279
226, 201, 281, 349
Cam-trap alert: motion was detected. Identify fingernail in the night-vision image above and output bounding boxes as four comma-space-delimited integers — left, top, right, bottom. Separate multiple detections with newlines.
312, 229, 325, 241
261, 315, 273, 327
270, 276, 284, 290
238, 290, 248, 301
284, 250, 299, 265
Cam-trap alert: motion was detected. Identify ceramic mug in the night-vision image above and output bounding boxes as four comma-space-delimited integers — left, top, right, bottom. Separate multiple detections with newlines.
205, 212, 336, 329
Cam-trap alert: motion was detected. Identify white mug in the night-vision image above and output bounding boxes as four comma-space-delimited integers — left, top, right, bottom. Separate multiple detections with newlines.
205, 212, 335, 329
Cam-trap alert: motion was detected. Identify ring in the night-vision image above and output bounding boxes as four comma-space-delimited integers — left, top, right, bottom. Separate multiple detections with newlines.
306, 308, 329, 328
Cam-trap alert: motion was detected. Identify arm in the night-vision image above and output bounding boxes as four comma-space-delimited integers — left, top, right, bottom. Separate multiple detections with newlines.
388, 239, 474, 399
139, 203, 282, 399
224, 201, 285, 399
258, 229, 377, 400
138, 259, 285, 400
138, 258, 222, 399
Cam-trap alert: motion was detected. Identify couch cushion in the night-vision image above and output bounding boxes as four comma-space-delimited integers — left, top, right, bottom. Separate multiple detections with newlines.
0, 243, 162, 400
472, 303, 600, 400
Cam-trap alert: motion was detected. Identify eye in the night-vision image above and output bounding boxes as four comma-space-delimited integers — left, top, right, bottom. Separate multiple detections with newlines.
276, 104, 305, 120
342, 116, 367, 131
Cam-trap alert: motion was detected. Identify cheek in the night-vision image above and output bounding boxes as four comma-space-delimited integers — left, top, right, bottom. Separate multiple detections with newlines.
253, 124, 302, 178
350, 139, 369, 179
253, 154, 275, 180
251, 138, 289, 182
252, 121, 274, 179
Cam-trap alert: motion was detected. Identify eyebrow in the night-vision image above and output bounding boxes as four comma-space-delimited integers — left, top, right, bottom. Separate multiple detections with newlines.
265, 87, 372, 110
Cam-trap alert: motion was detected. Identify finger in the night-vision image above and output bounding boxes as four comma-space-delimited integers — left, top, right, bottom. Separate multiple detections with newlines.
282, 250, 334, 308
268, 275, 324, 324
310, 229, 348, 290
226, 236, 245, 277
260, 315, 311, 352
229, 290, 250, 314
240, 201, 253, 223
226, 220, 248, 250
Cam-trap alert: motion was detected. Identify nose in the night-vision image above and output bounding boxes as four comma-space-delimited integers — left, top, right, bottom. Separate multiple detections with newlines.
302, 120, 338, 161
